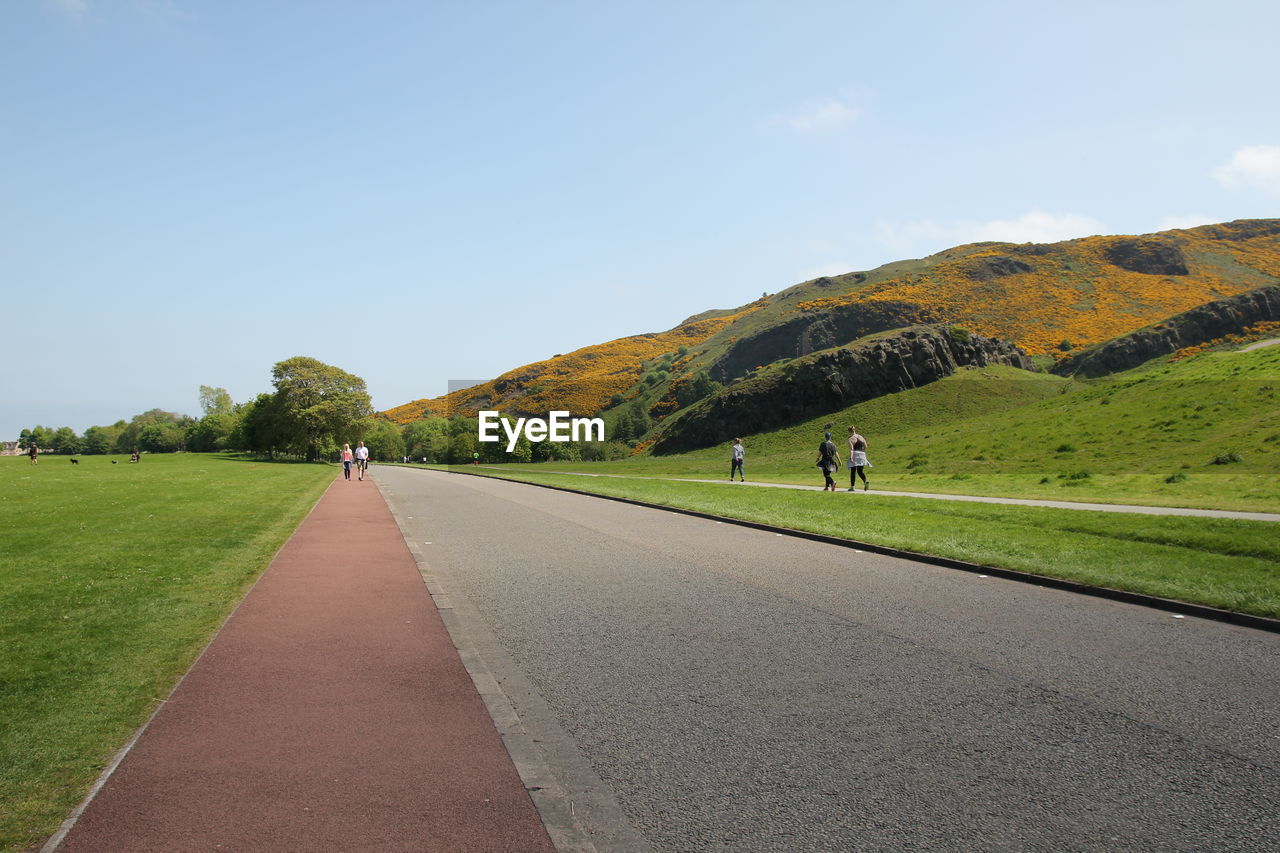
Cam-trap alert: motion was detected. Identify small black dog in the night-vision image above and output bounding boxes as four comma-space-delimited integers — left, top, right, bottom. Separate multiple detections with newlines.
111, 460, 118, 464
70, 458, 79, 465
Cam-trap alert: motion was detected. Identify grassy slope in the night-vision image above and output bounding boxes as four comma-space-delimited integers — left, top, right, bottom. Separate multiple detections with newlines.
0, 454, 333, 853
524, 342, 1280, 512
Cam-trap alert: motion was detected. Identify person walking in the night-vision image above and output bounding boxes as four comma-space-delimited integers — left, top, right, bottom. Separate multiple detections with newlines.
730, 438, 746, 481
847, 426, 872, 491
27, 442, 39, 465
816, 430, 841, 491
354, 441, 370, 480
341, 443, 354, 481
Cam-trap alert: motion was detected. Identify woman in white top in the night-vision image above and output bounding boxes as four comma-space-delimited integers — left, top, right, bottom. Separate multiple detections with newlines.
847, 426, 871, 491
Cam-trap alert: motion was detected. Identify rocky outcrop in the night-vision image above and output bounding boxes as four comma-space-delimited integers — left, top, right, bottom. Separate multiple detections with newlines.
964, 256, 1033, 280
1102, 238, 1189, 276
711, 300, 935, 383
652, 326, 1034, 454
1052, 284, 1280, 378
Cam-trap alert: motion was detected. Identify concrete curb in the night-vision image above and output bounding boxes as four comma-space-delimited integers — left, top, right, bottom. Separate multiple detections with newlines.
440, 466, 1280, 636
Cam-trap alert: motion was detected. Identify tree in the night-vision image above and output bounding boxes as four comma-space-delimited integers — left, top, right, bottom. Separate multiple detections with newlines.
82, 424, 121, 455
270, 357, 373, 461
139, 421, 186, 453
187, 412, 236, 452
114, 410, 191, 454
20, 426, 56, 450
229, 394, 287, 457
675, 371, 722, 408
51, 426, 83, 455
402, 417, 450, 462
626, 401, 651, 439
362, 417, 405, 462
199, 385, 234, 416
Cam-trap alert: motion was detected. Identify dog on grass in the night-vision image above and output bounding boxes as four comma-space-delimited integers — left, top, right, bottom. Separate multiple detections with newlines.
70, 458, 79, 465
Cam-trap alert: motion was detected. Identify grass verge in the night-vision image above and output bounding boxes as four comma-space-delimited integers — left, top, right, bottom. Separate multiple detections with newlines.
0, 454, 333, 853
447, 467, 1280, 621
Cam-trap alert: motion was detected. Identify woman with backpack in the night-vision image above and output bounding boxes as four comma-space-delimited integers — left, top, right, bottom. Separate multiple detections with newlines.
816, 431, 841, 491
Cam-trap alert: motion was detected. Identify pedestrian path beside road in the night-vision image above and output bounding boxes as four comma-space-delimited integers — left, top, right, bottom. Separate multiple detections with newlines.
47, 474, 555, 853
494, 469, 1280, 522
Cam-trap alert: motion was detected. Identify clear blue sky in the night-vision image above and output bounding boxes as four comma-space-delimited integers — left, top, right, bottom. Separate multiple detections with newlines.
3, 0, 1278, 439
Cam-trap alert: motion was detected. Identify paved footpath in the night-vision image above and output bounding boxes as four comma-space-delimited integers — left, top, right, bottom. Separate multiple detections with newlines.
48, 474, 556, 852
508, 470, 1280, 522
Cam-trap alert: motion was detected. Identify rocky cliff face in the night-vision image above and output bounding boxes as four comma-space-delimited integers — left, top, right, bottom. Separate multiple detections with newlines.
1052, 284, 1280, 378
711, 300, 935, 383
652, 325, 1034, 454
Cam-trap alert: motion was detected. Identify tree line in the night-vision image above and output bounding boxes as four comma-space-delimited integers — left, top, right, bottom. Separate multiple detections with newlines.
20, 357, 374, 462
18, 356, 636, 464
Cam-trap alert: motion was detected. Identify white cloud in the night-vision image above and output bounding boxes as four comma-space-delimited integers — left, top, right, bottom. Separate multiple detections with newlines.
874, 211, 1105, 258
767, 97, 862, 134
1213, 145, 1280, 197
965, 211, 1105, 244
1157, 214, 1215, 231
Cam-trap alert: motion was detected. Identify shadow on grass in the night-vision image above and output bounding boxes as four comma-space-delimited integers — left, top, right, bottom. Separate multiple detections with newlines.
212, 453, 333, 465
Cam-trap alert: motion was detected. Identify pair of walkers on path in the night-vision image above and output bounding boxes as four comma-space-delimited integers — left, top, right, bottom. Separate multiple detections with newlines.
341, 442, 370, 481
817, 426, 871, 492
726, 426, 870, 492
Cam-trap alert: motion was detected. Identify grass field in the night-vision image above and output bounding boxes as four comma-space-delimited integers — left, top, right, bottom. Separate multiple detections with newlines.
0, 453, 334, 853
532, 343, 1280, 512
443, 468, 1280, 621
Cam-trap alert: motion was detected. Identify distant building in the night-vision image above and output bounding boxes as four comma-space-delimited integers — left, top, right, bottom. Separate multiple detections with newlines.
0, 441, 20, 456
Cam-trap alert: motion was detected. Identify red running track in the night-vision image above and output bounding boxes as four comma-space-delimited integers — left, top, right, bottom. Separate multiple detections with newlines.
52, 474, 556, 852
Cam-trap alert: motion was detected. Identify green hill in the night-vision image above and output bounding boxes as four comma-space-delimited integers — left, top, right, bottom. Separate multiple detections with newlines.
528, 340, 1280, 512
388, 219, 1280, 449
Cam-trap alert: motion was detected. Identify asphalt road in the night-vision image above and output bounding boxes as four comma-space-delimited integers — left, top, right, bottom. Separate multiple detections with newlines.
376, 466, 1280, 853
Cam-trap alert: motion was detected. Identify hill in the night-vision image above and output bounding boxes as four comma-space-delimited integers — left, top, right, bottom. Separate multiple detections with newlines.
386, 218, 1280, 435
531, 339, 1280, 512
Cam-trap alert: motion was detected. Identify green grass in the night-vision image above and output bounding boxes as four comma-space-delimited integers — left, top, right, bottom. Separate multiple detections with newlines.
0, 453, 334, 853
536, 344, 1280, 512
448, 468, 1280, 620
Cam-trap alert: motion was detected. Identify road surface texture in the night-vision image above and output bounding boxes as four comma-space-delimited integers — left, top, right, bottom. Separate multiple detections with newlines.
377, 466, 1280, 853
48, 475, 555, 853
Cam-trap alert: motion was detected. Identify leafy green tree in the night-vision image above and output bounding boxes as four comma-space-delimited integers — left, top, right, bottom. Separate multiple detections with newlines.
626, 401, 651, 438
506, 434, 533, 463
114, 410, 191, 454
675, 371, 722, 408
270, 357, 373, 461
229, 394, 288, 456
402, 417, 451, 462
20, 426, 55, 450
532, 439, 582, 462
139, 421, 186, 453
187, 412, 236, 452
81, 424, 121, 455
448, 431, 480, 464
199, 385, 234, 416
51, 426, 83, 455
362, 417, 405, 462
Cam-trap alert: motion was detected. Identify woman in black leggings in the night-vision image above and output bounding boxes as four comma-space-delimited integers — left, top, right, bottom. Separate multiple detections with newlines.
847, 426, 870, 491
